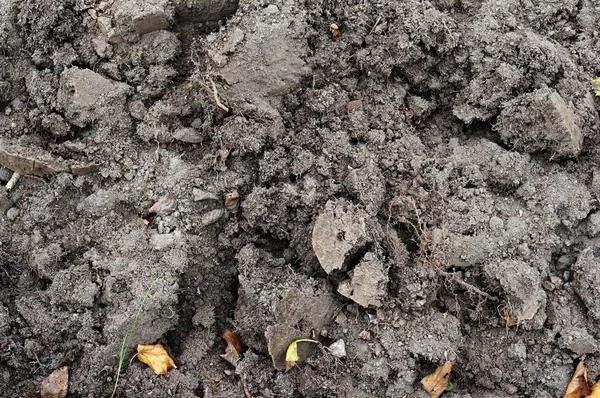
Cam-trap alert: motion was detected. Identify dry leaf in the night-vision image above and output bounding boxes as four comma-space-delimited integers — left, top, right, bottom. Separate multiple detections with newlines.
347, 100, 362, 113
137, 342, 177, 375
285, 339, 318, 372
564, 361, 591, 398
224, 189, 240, 213
149, 193, 177, 216
330, 23, 339, 37
591, 380, 600, 398
421, 360, 453, 398
214, 147, 232, 171
358, 330, 371, 341
40, 366, 68, 398
220, 330, 243, 366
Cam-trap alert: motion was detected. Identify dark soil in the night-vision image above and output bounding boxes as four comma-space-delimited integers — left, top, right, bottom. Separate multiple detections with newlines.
2, 0, 600, 397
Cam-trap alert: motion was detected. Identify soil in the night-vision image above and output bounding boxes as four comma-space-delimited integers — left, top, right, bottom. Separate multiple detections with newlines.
2, 0, 600, 397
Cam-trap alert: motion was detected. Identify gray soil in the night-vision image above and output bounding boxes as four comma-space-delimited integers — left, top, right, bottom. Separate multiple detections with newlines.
2, 0, 600, 397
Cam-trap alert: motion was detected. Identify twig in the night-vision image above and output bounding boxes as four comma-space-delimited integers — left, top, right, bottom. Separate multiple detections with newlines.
369, 16, 382, 34
239, 372, 252, 398
207, 76, 229, 113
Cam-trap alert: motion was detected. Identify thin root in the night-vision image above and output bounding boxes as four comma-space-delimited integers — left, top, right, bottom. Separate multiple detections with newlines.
207, 76, 229, 113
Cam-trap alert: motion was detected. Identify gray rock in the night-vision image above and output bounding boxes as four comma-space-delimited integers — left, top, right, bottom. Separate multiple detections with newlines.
312, 199, 369, 274
193, 188, 219, 202
337, 253, 388, 308
558, 327, 597, 355
329, 339, 346, 358
172, 127, 203, 143
497, 88, 582, 158
6, 207, 19, 221
485, 260, 546, 329
201, 209, 224, 226
57, 68, 131, 128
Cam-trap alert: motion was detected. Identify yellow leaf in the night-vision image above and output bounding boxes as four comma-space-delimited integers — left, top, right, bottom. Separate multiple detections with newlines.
564, 361, 591, 398
591, 77, 600, 97
421, 361, 453, 398
590, 380, 600, 398
285, 339, 318, 372
137, 342, 177, 375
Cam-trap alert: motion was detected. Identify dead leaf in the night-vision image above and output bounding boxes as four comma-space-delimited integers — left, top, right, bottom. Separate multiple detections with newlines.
591, 380, 600, 398
358, 330, 371, 341
148, 193, 177, 216
220, 330, 243, 366
347, 100, 362, 113
285, 338, 318, 372
137, 342, 177, 375
214, 147, 232, 171
40, 366, 68, 398
564, 361, 591, 398
330, 23, 339, 37
224, 189, 240, 212
421, 360, 453, 398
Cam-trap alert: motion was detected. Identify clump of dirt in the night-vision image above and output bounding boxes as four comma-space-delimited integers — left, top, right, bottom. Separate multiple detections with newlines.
2, 0, 600, 396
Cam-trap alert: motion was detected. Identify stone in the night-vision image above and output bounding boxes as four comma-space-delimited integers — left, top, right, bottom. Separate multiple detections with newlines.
193, 188, 219, 201
57, 67, 131, 128
485, 260, 546, 329
329, 340, 346, 358
172, 127, 203, 143
497, 88, 583, 158
6, 207, 19, 221
201, 209, 224, 226
558, 327, 597, 355
312, 199, 369, 274
337, 252, 389, 308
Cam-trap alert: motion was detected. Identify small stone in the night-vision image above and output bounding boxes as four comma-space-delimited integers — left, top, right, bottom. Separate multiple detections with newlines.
192, 188, 219, 201
128, 100, 147, 120
489, 216, 504, 230
201, 209, 224, 226
172, 127, 203, 143
132, 11, 169, 35
6, 207, 19, 221
329, 340, 346, 358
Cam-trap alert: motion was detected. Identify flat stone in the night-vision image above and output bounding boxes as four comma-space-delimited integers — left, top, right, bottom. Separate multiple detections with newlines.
312, 199, 369, 274
201, 208, 224, 226
337, 252, 388, 308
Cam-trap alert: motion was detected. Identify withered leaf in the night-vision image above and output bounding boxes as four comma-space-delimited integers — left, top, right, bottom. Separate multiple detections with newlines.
564, 361, 593, 398
148, 192, 177, 216
220, 330, 243, 366
285, 339, 318, 372
421, 361, 453, 398
40, 366, 68, 398
214, 147, 232, 171
137, 342, 177, 375
591, 380, 600, 398
224, 189, 240, 213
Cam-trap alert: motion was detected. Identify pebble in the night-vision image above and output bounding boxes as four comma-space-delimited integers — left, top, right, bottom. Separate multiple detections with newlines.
202, 209, 225, 226
329, 340, 346, 358
6, 207, 19, 221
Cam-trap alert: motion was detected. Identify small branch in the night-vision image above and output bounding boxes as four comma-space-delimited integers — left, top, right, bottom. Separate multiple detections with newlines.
239, 372, 251, 398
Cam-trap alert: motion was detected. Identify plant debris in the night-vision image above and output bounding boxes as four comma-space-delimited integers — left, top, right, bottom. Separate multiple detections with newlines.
330, 23, 339, 37
224, 189, 240, 212
40, 366, 68, 398
148, 192, 177, 216
220, 330, 243, 366
347, 99, 362, 113
285, 338, 318, 372
421, 360, 453, 398
137, 342, 177, 375
214, 147, 232, 171
564, 361, 600, 398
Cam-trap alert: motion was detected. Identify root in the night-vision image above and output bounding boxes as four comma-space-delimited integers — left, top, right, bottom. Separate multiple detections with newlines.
388, 194, 497, 302
205, 76, 229, 113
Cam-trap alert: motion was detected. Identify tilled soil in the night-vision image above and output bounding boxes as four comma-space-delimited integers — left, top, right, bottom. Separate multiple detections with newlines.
2, 0, 600, 397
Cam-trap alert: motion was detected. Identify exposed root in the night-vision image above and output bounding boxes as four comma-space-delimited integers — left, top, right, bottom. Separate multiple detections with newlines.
206, 75, 229, 113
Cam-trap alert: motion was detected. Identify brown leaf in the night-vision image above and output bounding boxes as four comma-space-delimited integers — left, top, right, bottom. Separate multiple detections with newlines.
137, 342, 177, 375
40, 366, 68, 398
330, 23, 339, 37
590, 380, 600, 398
148, 192, 177, 216
220, 330, 243, 366
224, 189, 240, 213
564, 361, 591, 398
214, 147, 232, 171
421, 361, 452, 398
